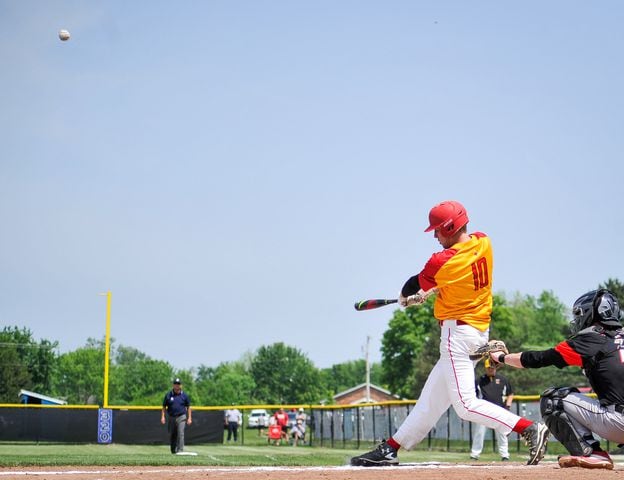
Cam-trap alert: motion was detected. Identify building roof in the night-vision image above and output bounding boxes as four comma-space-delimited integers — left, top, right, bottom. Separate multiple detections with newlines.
19, 389, 67, 405
333, 383, 396, 401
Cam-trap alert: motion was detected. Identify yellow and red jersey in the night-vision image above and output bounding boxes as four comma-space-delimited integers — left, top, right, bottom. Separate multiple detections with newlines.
418, 232, 493, 330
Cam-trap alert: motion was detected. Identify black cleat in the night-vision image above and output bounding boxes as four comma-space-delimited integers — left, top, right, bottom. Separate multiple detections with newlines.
522, 422, 549, 465
350, 441, 399, 466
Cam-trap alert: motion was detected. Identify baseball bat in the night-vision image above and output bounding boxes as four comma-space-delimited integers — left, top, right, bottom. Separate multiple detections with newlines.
354, 299, 398, 311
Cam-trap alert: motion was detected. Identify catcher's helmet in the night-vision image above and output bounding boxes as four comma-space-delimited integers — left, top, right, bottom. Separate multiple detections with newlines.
570, 289, 622, 334
424, 200, 469, 237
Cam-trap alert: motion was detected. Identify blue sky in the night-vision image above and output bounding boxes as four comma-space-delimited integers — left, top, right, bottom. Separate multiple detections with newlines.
1, 1, 622, 371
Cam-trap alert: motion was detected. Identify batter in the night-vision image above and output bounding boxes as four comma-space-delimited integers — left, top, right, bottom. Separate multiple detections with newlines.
350, 200, 549, 467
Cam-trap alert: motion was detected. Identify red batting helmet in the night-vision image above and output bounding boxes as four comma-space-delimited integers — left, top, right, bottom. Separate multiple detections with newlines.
424, 200, 469, 236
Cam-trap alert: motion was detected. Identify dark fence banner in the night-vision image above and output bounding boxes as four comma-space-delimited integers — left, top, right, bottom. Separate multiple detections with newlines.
113, 410, 224, 445
0, 408, 223, 445
0, 408, 98, 442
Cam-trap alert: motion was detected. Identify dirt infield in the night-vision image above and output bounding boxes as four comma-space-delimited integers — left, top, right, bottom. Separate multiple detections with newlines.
1, 462, 621, 480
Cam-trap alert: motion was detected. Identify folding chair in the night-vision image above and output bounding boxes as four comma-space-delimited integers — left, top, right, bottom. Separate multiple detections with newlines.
268, 424, 282, 445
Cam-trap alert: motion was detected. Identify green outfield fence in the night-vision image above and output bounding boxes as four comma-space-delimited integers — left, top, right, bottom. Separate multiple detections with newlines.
0, 394, 610, 452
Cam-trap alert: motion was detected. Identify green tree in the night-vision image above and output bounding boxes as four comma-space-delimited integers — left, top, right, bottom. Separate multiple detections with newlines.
494, 291, 584, 395
409, 318, 441, 398
196, 361, 256, 405
489, 294, 520, 349
320, 359, 383, 397
28, 338, 58, 392
379, 291, 584, 398
0, 326, 58, 402
600, 278, 624, 303
0, 343, 31, 402
380, 299, 436, 398
508, 291, 569, 350
250, 342, 324, 404
531, 290, 570, 346
53, 338, 105, 404
109, 345, 174, 405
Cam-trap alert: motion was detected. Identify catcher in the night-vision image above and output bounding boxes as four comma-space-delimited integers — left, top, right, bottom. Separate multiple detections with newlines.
488, 289, 624, 470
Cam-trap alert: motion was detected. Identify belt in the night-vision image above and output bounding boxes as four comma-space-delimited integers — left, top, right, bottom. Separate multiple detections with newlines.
615, 405, 624, 414
440, 320, 469, 326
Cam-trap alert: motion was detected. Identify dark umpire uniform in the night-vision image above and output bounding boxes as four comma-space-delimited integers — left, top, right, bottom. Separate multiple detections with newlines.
161, 378, 192, 454
492, 289, 624, 470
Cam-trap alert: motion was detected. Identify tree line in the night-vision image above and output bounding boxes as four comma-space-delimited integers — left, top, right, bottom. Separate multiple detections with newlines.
0, 334, 383, 406
381, 278, 624, 399
1, 278, 621, 406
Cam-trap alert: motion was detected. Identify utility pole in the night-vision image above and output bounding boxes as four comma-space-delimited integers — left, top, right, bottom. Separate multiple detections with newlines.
365, 335, 371, 402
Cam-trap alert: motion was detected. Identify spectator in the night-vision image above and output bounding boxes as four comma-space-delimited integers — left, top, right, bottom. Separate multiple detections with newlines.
274, 407, 289, 441
470, 359, 514, 461
291, 415, 306, 446
296, 407, 307, 425
224, 404, 242, 442
161, 378, 192, 454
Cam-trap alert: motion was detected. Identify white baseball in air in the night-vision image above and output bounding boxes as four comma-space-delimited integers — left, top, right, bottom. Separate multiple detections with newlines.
58, 29, 71, 41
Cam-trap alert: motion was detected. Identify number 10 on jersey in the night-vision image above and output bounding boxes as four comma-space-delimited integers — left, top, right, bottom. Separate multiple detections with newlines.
471, 257, 489, 290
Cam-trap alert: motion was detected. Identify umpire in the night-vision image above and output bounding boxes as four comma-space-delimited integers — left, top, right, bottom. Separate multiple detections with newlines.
161, 377, 192, 454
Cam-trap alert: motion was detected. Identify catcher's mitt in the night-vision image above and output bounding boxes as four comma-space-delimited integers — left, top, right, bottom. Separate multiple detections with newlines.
469, 340, 509, 361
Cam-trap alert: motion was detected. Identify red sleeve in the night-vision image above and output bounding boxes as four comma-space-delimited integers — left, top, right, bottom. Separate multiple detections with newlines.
418, 249, 457, 291
554, 341, 583, 367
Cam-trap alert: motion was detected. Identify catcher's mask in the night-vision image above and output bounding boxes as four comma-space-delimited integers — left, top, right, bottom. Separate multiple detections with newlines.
570, 289, 622, 335
424, 201, 469, 237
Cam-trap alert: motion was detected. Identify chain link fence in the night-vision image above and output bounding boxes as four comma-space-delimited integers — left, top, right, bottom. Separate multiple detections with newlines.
308, 399, 544, 451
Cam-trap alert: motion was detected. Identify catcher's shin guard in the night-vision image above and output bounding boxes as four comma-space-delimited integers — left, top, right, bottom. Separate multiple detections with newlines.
540, 387, 593, 456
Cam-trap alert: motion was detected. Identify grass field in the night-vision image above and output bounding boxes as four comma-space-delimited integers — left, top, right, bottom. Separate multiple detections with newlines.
0, 442, 567, 468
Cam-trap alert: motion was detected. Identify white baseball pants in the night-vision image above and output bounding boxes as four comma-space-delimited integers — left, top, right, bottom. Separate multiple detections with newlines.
393, 320, 522, 450
470, 422, 510, 458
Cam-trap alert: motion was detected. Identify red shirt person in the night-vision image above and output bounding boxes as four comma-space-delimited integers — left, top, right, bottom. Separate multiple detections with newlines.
274, 408, 289, 431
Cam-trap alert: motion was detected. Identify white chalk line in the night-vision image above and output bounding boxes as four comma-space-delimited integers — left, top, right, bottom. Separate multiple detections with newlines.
0, 462, 561, 476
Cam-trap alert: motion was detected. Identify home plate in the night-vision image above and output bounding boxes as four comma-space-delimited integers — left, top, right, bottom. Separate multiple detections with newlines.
176, 451, 198, 456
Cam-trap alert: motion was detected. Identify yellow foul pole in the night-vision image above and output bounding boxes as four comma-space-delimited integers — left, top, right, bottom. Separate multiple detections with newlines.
103, 291, 112, 408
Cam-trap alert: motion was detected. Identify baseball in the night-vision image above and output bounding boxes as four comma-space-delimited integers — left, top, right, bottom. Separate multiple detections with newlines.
58, 29, 71, 41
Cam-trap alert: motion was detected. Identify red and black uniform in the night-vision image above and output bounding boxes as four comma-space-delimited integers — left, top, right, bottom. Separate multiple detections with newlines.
521, 326, 624, 407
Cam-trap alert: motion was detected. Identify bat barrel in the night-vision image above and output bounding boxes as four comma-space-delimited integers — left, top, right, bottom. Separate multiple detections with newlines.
354, 299, 398, 311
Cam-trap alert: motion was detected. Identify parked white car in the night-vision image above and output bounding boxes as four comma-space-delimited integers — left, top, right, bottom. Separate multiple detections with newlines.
247, 409, 270, 428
